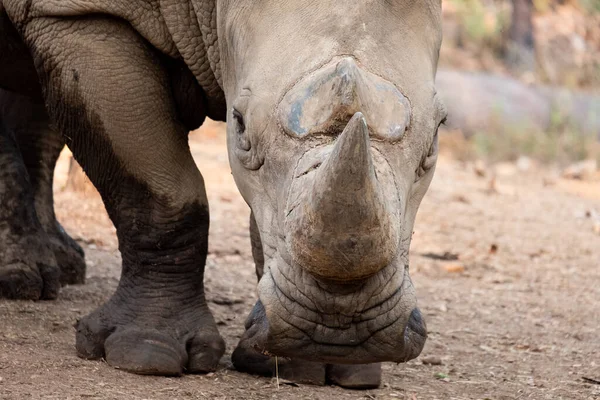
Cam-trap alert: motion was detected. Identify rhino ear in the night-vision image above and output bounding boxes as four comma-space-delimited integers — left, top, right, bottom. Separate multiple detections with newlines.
232, 107, 264, 170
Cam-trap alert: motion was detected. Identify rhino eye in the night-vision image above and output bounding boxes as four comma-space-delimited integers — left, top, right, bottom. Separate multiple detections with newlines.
232, 108, 251, 151
233, 108, 246, 134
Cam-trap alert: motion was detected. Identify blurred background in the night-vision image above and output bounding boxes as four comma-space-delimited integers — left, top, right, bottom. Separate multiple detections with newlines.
436, 0, 600, 169
63, 1, 600, 186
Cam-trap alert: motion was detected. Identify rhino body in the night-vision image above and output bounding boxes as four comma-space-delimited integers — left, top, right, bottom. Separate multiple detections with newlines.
0, 0, 445, 387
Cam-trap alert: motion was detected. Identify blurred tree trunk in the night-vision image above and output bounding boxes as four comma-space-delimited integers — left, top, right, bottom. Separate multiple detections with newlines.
506, 0, 536, 73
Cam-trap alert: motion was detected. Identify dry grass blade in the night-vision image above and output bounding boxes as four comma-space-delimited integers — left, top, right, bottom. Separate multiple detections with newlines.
275, 356, 280, 390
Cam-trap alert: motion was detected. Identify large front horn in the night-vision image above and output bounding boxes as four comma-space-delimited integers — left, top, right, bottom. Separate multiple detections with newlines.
286, 112, 400, 281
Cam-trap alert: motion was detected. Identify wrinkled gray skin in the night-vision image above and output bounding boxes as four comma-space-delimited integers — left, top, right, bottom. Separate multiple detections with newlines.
0, 0, 446, 388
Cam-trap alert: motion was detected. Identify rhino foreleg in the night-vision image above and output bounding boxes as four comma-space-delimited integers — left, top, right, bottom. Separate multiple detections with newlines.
21, 16, 224, 375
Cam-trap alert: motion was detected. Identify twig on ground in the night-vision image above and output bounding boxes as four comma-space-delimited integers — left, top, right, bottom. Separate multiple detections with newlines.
582, 377, 600, 385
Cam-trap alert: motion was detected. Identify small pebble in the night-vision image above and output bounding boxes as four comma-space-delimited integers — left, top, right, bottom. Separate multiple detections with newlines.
421, 356, 443, 366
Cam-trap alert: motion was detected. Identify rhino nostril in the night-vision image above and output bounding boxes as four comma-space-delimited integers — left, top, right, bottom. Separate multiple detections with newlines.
401, 307, 427, 362
406, 308, 427, 339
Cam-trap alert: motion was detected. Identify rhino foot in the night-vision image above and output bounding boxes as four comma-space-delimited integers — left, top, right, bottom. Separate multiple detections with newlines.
232, 340, 327, 386
75, 291, 225, 376
0, 232, 60, 300
0, 224, 84, 300
232, 341, 382, 389
326, 364, 382, 389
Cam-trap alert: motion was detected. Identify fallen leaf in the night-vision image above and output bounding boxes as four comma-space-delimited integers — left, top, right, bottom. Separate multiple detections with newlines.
593, 221, 600, 235
444, 264, 465, 273
474, 160, 487, 177
434, 372, 448, 380
529, 249, 546, 259
422, 252, 460, 261
451, 194, 471, 204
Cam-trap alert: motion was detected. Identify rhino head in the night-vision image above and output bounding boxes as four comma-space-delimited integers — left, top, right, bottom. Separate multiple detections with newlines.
218, 0, 446, 364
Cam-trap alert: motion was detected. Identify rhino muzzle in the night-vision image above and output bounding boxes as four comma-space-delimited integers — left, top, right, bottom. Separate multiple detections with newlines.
242, 261, 427, 365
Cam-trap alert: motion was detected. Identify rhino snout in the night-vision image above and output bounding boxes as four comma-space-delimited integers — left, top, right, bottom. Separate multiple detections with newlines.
239, 262, 427, 365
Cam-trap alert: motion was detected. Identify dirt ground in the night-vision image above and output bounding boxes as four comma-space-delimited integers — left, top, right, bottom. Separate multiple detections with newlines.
1, 125, 599, 400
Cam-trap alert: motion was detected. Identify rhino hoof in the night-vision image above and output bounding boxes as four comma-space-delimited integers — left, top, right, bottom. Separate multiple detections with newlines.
326, 363, 382, 389
232, 339, 327, 385
104, 329, 186, 376
0, 233, 60, 300
75, 298, 225, 376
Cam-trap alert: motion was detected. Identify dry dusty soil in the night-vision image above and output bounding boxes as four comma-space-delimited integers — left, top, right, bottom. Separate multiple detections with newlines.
1, 126, 599, 400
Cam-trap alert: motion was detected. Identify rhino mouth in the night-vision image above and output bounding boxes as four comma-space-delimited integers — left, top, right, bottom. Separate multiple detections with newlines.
239, 254, 427, 364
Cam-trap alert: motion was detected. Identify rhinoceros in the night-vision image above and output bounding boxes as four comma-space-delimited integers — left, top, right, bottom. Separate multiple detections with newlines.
0, 0, 446, 388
